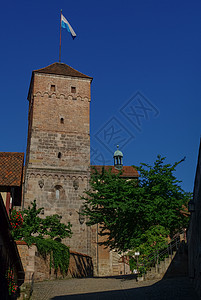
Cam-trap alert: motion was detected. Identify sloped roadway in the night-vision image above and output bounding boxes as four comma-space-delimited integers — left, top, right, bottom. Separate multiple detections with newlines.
30, 275, 199, 300
31, 247, 198, 300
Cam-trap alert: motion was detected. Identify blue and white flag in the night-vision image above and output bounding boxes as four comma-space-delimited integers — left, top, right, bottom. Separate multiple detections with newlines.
61, 14, 77, 39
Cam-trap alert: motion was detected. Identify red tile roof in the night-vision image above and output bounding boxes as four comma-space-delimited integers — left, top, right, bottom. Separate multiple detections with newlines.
91, 165, 139, 178
34, 62, 93, 80
0, 153, 24, 186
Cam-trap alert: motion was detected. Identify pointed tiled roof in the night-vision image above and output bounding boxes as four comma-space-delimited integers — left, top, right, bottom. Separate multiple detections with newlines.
34, 62, 93, 80
91, 166, 139, 178
0, 153, 24, 186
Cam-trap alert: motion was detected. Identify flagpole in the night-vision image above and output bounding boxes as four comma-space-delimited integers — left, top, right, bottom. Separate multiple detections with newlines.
59, 9, 62, 63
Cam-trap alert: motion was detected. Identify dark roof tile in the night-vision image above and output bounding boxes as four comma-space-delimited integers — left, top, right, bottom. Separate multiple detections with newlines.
0, 153, 24, 186
91, 165, 139, 178
34, 62, 93, 80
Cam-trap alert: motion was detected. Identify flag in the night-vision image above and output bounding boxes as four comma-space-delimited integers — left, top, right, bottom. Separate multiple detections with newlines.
61, 14, 77, 39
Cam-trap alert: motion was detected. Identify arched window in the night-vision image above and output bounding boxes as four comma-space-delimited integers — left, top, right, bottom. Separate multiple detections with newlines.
56, 188, 60, 200
54, 185, 64, 200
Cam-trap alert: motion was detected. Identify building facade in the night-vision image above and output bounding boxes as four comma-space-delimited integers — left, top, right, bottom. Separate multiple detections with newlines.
0, 194, 24, 298
187, 139, 201, 296
91, 165, 139, 276
23, 62, 139, 276
0, 152, 24, 214
23, 62, 92, 254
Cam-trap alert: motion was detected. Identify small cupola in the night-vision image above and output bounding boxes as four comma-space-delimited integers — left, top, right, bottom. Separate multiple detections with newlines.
114, 145, 123, 170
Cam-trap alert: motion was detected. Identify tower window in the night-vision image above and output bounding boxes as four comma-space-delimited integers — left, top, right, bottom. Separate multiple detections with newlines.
71, 86, 76, 93
60, 118, 64, 124
51, 84, 56, 92
54, 185, 64, 201
56, 189, 60, 200
58, 152, 62, 159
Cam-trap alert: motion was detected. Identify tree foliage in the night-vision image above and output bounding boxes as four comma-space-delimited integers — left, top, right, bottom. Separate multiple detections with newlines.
10, 200, 72, 274
128, 225, 169, 260
82, 155, 190, 252
128, 225, 169, 273
11, 200, 72, 244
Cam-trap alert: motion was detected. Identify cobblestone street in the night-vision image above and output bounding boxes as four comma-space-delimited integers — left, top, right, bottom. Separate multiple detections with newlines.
30, 276, 199, 300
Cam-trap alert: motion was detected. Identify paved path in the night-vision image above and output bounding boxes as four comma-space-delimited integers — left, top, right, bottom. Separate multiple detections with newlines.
31, 276, 199, 300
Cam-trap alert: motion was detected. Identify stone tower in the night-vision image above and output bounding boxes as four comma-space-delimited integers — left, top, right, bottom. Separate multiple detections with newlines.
24, 62, 92, 254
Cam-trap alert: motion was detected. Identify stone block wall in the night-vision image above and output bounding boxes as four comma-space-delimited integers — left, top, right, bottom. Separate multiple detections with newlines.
16, 241, 93, 282
23, 171, 91, 254
68, 251, 93, 278
23, 67, 92, 256
91, 227, 131, 277
16, 241, 36, 283
26, 73, 91, 171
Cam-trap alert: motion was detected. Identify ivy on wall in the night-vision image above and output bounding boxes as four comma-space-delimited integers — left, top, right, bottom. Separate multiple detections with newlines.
10, 200, 72, 275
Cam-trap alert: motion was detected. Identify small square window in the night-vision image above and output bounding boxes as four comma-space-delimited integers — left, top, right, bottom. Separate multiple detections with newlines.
51, 85, 56, 92
71, 86, 76, 93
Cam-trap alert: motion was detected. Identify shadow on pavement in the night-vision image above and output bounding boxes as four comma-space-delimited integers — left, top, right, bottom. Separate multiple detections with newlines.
89, 273, 138, 281
51, 277, 199, 300
163, 241, 188, 279
37, 244, 199, 300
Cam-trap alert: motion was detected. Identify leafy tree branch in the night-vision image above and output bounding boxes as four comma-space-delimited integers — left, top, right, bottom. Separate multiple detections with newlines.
82, 155, 190, 252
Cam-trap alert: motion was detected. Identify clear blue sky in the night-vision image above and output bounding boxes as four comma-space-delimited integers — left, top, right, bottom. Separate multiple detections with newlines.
1, 0, 201, 192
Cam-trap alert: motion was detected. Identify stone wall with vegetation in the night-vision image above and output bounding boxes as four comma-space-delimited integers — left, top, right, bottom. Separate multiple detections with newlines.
17, 241, 93, 282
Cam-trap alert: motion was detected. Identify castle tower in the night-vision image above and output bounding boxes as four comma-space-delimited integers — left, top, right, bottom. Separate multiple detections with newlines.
24, 62, 92, 254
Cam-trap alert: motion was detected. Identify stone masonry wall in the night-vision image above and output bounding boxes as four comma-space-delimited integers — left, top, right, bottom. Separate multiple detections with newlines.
24, 170, 90, 253
16, 241, 36, 283
28, 130, 90, 171
91, 226, 131, 277
16, 242, 93, 282
24, 70, 92, 256
26, 73, 90, 171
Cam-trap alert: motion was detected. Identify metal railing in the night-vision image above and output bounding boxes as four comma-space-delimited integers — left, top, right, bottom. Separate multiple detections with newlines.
139, 230, 186, 278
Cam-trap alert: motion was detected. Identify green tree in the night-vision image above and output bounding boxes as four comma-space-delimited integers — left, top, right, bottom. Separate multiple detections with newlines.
135, 155, 190, 236
128, 225, 169, 261
82, 155, 190, 252
11, 200, 72, 244
128, 225, 169, 273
